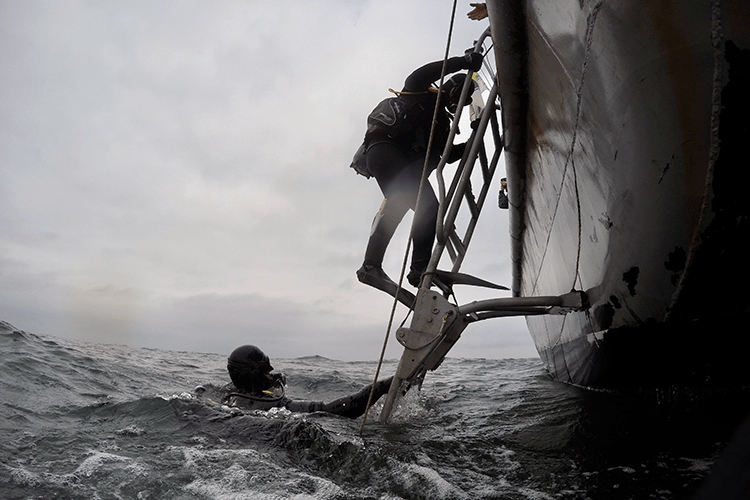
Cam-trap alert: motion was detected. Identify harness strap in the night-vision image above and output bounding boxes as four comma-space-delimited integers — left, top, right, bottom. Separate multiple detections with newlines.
388, 88, 430, 96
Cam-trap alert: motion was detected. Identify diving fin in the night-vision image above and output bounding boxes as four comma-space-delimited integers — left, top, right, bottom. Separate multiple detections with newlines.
433, 270, 509, 290
357, 265, 415, 309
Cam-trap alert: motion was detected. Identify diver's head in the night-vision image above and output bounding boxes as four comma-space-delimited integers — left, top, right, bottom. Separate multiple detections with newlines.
443, 73, 478, 113
227, 345, 275, 392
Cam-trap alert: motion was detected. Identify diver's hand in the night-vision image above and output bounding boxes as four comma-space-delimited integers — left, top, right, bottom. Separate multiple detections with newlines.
465, 51, 484, 72
467, 3, 488, 20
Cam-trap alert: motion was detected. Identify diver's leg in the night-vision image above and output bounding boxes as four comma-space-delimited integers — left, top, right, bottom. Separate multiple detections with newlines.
360, 143, 439, 290
408, 182, 438, 287
380, 157, 439, 287
358, 198, 413, 305
362, 198, 409, 268
361, 143, 412, 268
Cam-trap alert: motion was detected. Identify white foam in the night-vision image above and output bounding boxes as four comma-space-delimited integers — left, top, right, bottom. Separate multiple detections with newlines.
389, 459, 469, 500
6, 464, 43, 487
114, 424, 146, 436
174, 446, 343, 499
74, 450, 130, 477
606, 465, 636, 474
157, 391, 196, 401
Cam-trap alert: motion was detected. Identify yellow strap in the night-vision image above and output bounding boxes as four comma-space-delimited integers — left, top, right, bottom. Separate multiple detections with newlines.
388, 88, 433, 96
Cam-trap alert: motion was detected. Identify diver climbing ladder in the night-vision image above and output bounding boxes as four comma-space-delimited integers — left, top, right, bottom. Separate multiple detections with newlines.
373, 28, 588, 423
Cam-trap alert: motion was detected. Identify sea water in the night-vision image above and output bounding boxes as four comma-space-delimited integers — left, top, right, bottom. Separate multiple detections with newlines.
1, 319, 747, 499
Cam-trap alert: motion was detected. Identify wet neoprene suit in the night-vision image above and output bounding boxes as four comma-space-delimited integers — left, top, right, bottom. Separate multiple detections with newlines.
223, 376, 393, 419
363, 56, 474, 277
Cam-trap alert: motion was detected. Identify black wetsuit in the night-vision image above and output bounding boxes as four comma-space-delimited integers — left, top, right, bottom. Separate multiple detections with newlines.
363, 56, 474, 280
222, 376, 393, 419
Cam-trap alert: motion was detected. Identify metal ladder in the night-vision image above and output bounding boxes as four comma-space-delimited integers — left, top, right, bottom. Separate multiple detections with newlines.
379, 29, 587, 422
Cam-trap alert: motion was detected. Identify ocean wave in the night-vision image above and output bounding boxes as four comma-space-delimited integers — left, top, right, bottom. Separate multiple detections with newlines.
2, 319, 743, 499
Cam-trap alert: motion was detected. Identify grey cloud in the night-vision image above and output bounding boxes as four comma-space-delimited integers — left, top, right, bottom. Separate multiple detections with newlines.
0, 0, 534, 360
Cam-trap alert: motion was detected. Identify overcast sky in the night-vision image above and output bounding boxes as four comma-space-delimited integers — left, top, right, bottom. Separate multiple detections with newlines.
0, 0, 535, 361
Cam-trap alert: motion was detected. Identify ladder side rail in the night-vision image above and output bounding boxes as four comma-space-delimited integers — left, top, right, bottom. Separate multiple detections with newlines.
443, 129, 479, 223
446, 229, 467, 265
427, 100, 497, 285
435, 99, 478, 243
444, 102, 491, 216
478, 137, 491, 183
463, 179, 480, 219
435, 82, 490, 243
428, 84, 500, 282
449, 106, 504, 271
489, 96, 504, 151
462, 135, 502, 232
451, 122, 504, 272
436, 129, 480, 264
473, 102, 504, 208
434, 29, 492, 241
445, 236, 459, 263
439, 135, 479, 266
443, 76, 502, 254
439, 85, 499, 242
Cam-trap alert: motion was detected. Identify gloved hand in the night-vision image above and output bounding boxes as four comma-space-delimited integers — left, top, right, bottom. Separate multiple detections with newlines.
465, 51, 484, 72
448, 142, 467, 163
467, 3, 488, 20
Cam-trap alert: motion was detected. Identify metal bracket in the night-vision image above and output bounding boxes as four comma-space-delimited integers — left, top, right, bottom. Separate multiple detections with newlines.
379, 289, 587, 422
396, 289, 456, 351
458, 290, 588, 320
379, 289, 470, 421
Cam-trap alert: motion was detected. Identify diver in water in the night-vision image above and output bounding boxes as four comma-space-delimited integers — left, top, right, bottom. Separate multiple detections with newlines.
356, 51, 483, 292
219, 345, 393, 419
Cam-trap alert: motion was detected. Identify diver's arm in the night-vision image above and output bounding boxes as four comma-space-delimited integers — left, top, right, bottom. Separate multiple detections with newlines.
284, 399, 324, 413
284, 377, 393, 419
402, 56, 471, 93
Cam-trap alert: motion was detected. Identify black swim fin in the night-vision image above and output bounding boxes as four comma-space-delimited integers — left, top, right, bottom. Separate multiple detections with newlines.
434, 270, 509, 290
357, 265, 415, 309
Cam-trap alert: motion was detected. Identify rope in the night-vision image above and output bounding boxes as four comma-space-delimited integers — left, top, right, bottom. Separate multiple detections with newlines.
359, 0, 459, 434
